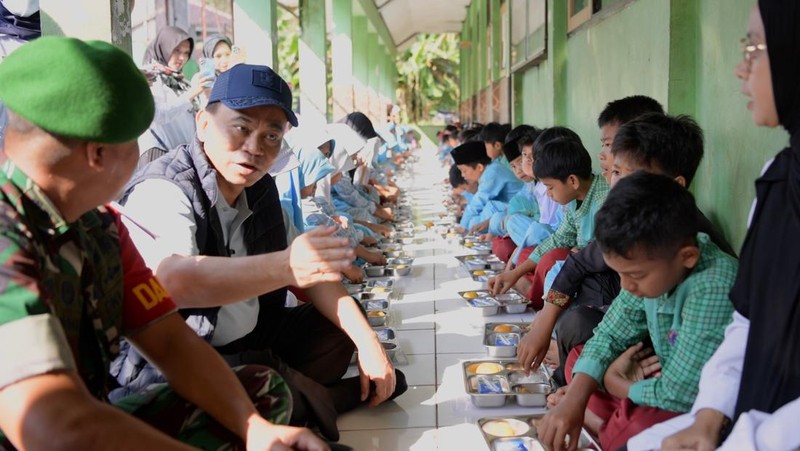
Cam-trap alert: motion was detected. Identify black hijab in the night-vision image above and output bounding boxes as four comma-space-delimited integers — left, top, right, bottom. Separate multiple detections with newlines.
730, 0, 800, 422
0, 3, 39, 41
142, 26, 194, 68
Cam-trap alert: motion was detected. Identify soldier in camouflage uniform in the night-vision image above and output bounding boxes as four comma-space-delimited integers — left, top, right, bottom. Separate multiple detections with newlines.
0, 36, 330, 450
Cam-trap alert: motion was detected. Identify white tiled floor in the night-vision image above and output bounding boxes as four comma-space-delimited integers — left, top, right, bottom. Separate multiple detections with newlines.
334, 145, 542, 450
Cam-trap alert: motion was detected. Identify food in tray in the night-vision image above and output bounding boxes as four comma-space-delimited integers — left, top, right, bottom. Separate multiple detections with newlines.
492, 437, 544, 451
505, 362, 524, 371
473, 270, 486, 276
508, 371, 548, 385
493, 333, 520, 346
367, 311, 386, 318
369, 287, 391, 293
493, 324, 518, 333
467, 362, 504, 375
462, 291, 482, 299
470, 297, 501, 308
481, 419, 530, 437
474, 375, 507, 394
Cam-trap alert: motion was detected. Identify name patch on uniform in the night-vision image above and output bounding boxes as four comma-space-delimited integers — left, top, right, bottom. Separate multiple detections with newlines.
132, 278, 169, 310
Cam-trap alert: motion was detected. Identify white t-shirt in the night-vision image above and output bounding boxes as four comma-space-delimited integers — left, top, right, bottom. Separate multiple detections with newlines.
122, 178, 259, 346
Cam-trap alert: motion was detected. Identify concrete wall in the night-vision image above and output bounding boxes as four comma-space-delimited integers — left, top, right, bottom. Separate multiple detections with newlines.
462, 0, 788, 249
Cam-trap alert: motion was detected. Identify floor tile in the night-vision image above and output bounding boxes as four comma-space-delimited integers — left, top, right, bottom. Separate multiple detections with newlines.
337, 385, 437, 431
402, 353, 436, 386
337, 427, 437, 451
390, 299, 436, 330
398, 329, 436, 355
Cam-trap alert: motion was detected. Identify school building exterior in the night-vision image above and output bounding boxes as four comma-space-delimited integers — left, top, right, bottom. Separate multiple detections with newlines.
40, 0, 781, 249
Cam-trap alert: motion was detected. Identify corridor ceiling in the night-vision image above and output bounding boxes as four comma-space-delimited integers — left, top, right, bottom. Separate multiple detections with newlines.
372, 0, 471, 50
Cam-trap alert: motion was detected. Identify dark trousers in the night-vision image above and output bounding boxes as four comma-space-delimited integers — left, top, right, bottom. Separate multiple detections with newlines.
216, 301, 357, 441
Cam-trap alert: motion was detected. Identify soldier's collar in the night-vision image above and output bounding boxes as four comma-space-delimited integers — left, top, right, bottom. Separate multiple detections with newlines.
1, 160, 70, 236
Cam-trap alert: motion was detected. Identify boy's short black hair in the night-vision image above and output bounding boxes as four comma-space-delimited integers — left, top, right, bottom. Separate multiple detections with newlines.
533, 137, 593, 181
504, 125, 540, 161
480, 122, 511, 144
597, 95, 665, 128
532, 126, 582, 158
449, 163, 467, 188
517, 127, 544, 150
459, 127, 482, 143
611, 113, 705, 186
595, 172, 699, 259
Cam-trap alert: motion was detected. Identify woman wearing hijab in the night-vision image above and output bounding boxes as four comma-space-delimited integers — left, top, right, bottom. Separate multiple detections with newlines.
203, 33, 233, 74
627, 2, 800, 450
138, 26, 211, 162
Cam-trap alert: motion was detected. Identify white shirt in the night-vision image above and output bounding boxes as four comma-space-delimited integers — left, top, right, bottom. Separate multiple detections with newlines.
122, 179, 259, 347
534, 181, 561, 227
137, 78, 196, 152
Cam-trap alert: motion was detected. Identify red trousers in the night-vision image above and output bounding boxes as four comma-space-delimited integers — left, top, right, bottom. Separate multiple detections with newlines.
565, 345, 681, 451
491, 236, 517, 263
516, 247, 572, 308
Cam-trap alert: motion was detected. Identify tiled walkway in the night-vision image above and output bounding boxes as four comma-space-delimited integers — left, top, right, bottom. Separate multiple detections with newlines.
336, 143, 542, 450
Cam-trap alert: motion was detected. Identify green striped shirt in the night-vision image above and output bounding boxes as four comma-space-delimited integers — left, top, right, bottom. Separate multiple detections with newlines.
573, 233, 737, 412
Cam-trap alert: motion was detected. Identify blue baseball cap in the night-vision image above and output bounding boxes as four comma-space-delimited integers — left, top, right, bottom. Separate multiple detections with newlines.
207, 64, 298, 127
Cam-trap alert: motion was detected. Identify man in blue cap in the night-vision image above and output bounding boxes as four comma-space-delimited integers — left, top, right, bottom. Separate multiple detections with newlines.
0, 37, 329, 450
116, 63, 406, 441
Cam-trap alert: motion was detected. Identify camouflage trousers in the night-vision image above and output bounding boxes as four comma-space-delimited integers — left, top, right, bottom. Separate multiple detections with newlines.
0, 365, 291, 450
115, 365, 292, 450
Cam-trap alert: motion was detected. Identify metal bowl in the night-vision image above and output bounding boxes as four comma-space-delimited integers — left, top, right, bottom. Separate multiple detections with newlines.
364, 265, 386, 277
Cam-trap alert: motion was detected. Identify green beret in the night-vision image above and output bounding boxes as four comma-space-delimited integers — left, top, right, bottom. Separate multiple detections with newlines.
0, 36, 154, 143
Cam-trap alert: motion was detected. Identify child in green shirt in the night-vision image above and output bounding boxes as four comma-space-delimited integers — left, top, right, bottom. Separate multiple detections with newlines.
538, 172, 737, 451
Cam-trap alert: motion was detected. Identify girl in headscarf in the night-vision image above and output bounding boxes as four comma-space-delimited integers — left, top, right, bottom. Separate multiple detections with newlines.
138, 26, 211, 160
202, 33, 232, 74
629, 2, 800, 450
298, 140, 385, 280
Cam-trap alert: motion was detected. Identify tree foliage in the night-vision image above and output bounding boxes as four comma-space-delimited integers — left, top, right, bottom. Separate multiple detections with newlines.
396, 33, 460, 123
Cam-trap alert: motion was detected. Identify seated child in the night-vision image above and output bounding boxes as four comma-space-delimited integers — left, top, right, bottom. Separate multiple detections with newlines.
486, 125, 543, 261
448, 163, 475, 221
488, 134, 609, 304
538, 172, 738, 451
480, 122, 513, 167
597, 95, 666, 183
521, 113, 736, 382
453, 140, 523, 231
498, 128, 573, 268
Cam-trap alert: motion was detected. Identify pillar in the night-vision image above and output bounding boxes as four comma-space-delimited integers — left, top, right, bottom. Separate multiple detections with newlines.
352, 15, 369, 115
232, 0, 278, 69
331, 0, 354, 119
299, 0, 329, 124
40, 0, 133, 54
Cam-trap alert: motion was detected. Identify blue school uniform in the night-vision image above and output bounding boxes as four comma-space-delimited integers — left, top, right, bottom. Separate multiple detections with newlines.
459, 161, 523, 229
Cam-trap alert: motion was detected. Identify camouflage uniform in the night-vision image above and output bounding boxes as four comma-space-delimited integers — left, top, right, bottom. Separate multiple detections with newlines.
0, 161, 291, 450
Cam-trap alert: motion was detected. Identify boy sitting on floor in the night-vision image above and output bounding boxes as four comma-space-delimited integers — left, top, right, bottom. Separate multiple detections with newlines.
453, 140, 523, 232
488, 134, 609, 306
519, 113, 736, 384
538, 172, 738, 451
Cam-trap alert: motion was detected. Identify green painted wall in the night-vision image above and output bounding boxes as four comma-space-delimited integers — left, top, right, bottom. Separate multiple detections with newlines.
691, 0, 787, 248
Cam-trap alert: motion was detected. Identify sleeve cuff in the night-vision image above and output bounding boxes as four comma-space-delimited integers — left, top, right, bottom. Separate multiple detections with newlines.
545, 290, 571, 309
628, 379, 654, 405
0, 314, 76, 390
572, 357, 606, 386
529, 250, 543, 264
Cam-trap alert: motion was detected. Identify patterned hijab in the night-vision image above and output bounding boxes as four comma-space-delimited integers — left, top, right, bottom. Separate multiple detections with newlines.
142, 26, 194, 93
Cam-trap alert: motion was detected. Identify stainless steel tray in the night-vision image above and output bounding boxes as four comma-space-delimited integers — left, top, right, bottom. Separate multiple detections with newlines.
458, 290, 530, 316
462, 360, 553, 408
478, 415, 600, 450
483, 322, 532, 357
455, 254, 506, 271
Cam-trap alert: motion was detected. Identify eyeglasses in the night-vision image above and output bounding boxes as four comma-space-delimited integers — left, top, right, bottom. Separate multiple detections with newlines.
740, 38, 767, 65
